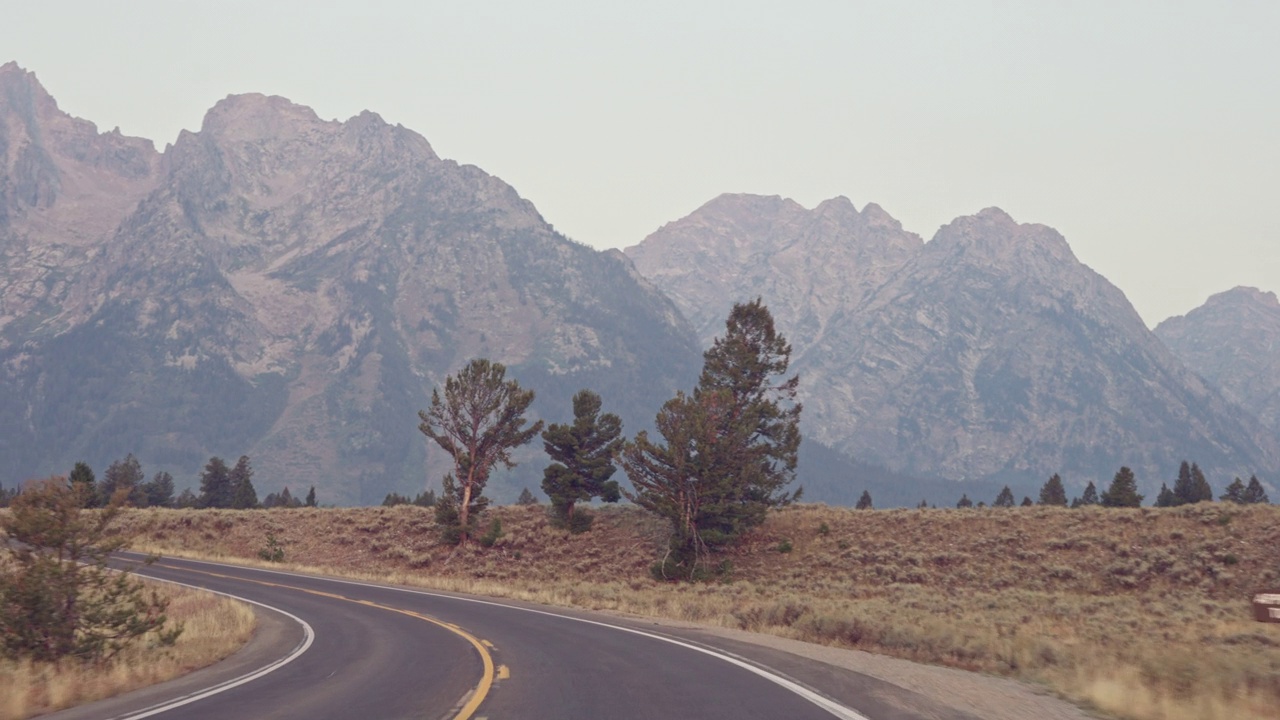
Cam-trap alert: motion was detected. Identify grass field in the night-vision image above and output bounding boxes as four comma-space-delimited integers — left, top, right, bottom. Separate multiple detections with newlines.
119, 502, 1280, 720
0, 581, 256, 720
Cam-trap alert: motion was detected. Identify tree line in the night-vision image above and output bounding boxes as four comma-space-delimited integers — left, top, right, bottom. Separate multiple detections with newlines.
0, 454, 317, 510
854, 461, 1270, 511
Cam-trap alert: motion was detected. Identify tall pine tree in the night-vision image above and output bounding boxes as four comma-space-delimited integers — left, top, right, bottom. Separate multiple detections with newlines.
229, 456, 258, 509
1102, 466, 1144, 507
198, 457, 233, 509
1038, 474, 1068, 506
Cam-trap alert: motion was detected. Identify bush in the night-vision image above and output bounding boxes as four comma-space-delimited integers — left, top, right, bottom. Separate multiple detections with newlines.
0, 477, 182, 662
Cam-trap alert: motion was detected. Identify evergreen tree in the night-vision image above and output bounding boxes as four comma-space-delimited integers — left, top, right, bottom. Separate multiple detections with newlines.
1038, 473, 1068, 506
69, 462, 97, 508
956, 493, 973, 508
412, 490, 436, 507
1243, 475, 1270, 504
1021, 496, 1034, 507
1171, 460, 1213, 505
1220, 478, 1246, 504
1155, 482, 1176, 507
622, 300, 802, 577
382, 492, 411, 506
541, 389, 624, 532
305, 486, 317, 507
1069, 496, 1082, 508
229, 456, 258, 509
278, 486, 300, 508
517, 487, 539, 505
174, 488, 198, 509
198, 457, 233, 509
143, 471, 175, 508
100, 454, 145, 507
993, 486, 1015, 508
0, 478, 181, 661
916, 498, 928, 509
419, 358, 543, 543
1102, 466, 1143, 507
1080, 481, 1100, 506
1188, 463, 1213, 503
856, 490, 873, 510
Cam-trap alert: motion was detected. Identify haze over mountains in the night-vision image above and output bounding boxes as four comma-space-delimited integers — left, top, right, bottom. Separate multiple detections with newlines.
0, 63, 699, 504
1, 62, 1275, 504
628, 195, 1280, 495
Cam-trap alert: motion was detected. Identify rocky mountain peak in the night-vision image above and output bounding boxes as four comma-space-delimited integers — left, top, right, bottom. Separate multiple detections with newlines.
1155, 286, 1280, 433
200, 93, 328, 143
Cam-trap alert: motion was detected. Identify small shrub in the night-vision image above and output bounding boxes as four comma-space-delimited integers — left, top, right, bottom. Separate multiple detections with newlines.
479, 518, 504, 548
776, 540, 793, 554
257, 532, 285, 562
817, 522, 830, 536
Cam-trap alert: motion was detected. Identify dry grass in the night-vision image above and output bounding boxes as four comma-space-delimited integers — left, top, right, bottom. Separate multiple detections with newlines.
0, 582, 256, 720
117, 502, 1280, 720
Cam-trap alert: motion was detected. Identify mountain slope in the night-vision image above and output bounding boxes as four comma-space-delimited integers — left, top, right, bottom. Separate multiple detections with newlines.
628, 199, 1278, 494
1156, 287, 1280, 433
0, 65, 700, 503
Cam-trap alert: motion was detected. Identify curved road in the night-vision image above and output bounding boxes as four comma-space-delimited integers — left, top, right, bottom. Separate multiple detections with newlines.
49, 556, 975, 720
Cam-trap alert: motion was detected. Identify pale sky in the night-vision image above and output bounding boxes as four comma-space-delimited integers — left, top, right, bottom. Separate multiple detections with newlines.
5, 1, 1276, 325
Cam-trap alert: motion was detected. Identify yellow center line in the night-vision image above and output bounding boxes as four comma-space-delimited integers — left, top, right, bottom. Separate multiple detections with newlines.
167, 565, 496, 720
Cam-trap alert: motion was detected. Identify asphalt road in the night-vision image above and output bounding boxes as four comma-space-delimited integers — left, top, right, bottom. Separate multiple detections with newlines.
47, 556, 976, 720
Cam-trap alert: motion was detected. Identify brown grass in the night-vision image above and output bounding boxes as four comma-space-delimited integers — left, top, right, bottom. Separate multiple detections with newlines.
117, 502, 1280, 720
0, 582, 256, 720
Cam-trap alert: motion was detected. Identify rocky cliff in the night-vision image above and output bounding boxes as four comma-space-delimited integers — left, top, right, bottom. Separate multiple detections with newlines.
629, 198, 1278, 495
1156, 287, 1280, 433
0, 64, 700, 503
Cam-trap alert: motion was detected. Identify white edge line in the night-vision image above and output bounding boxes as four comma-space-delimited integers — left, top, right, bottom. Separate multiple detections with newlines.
103, 575, 315, 720
147, 555, 868, 720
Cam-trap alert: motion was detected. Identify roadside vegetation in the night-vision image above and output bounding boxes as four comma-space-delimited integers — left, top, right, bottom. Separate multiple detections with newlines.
0, 479, 255, 720
119, 501, 1280, 720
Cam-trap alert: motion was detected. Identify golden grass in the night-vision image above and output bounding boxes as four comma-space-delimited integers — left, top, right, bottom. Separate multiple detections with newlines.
0, 582, 256, 720
116, 502, 1280, 720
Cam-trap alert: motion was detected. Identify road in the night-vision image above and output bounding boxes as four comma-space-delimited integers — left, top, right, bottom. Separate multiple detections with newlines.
47, 556, 976, 720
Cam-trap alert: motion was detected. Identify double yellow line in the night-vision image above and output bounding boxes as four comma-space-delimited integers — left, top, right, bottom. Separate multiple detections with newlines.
176, 566, 501, 720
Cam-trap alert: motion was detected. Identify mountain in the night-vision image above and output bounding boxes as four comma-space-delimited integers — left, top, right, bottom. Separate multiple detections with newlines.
0, 63, 701, 504
1156, 287, 1280, 433
628, 197, 1279, 495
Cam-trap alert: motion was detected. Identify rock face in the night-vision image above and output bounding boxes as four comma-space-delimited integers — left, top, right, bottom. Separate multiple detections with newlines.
0, 64, 700, 503
629, 198, 1279, 494
1156, 287, 1280, 433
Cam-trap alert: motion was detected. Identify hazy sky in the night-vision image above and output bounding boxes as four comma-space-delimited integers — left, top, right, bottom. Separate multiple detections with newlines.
5, 1, 1276, 325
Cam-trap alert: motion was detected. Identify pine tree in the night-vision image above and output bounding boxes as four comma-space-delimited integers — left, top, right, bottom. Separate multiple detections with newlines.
1155, 482, 1176, 507
0, 478, 181, 661
916, 498, 928, 509
516, 487, 539, 505
1172, 458, 1203, 504
1189, 463, 1213, 503
198, 457, 233, 509
419, 358, 543, 543
1021, 496, 1034, 507
174, 488, 198, 509
622, 300, 801, 577
278, 486, 299, 508
956, 493, 973, 508
100, 454, 145, 507
1243, 475, 1270, 504
305, 486, 317, 507
412, 490, 436, 507
993, 486, 1015, 508
541, 389, 623, 532
144, 471, 175, 508
1220, 477, 1246, 504
856, 490, 873, 510
69, 462, 97, 508
1080, 481, 1100, 506
1038, 473, 1068, 506
229, 456, 258, 509
1102, 466, 1143, 507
